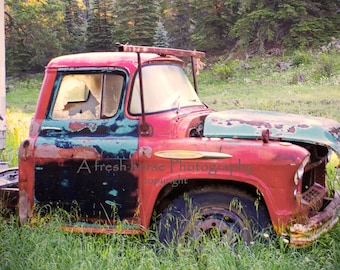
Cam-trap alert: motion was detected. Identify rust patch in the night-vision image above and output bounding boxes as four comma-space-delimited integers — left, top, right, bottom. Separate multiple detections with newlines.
289, 190, 340, 247
274, 124, 283, 129
69, 122, 97, 132
35, 144, 100, 159
19, 189, 32, 224
287, 126, 295, 133
329, 126, 340, 141
224, 119, 274, 129
18, 139, 34, 161
58, 146, 101, 159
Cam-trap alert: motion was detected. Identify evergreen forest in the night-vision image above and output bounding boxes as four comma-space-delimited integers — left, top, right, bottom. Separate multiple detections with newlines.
4, 0, 340, 76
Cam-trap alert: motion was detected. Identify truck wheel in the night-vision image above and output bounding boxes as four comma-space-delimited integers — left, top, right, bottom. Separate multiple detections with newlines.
156, 186, 270, 247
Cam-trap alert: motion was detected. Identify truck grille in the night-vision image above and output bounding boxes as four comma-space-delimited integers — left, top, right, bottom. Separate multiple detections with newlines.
301, 184, 327, 214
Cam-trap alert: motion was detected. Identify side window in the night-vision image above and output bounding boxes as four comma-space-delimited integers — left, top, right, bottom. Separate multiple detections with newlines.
52, 73, 124, 119
102, 74, 124, 118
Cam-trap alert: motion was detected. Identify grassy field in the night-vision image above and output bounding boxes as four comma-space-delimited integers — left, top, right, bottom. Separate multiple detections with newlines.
1, 49, 340, 269
0, 216, 339, 270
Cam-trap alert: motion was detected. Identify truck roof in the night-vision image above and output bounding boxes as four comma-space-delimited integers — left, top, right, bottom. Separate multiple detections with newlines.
46, 52, 183, 69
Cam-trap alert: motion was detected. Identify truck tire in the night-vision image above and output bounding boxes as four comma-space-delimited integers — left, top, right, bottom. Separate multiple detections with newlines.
156, 186, 271, 247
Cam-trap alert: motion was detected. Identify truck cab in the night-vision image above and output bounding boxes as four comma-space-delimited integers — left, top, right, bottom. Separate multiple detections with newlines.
18, 45, 340, 247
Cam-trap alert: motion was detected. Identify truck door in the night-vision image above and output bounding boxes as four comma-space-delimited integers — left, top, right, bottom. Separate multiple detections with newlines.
34, 69, 139, 224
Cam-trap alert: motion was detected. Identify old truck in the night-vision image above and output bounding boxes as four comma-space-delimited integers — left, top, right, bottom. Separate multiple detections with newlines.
12, 44, 340, 247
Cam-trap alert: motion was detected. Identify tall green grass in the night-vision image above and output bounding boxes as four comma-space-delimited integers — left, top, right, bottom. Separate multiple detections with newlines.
6, 74, 42, 114
0, 215, 339, 270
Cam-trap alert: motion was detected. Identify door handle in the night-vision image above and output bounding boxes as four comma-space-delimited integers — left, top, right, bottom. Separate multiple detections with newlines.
40, 126, 62, 131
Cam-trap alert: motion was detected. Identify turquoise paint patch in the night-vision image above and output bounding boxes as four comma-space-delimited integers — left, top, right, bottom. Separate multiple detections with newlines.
204, 109, 340, 155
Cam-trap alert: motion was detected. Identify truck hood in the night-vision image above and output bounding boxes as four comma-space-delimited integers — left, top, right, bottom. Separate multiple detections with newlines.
204, 109, 340, 155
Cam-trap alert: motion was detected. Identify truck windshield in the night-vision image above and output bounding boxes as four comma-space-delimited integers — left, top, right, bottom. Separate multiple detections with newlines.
129, 64, 202, 114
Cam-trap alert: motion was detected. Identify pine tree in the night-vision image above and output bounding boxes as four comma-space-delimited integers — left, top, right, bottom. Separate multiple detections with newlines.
153, 21, 170, 47
190, 0, 235, 52
230, 0, 340, 52
113, 0, 159, 46
86, 0, 114, 52
162, 0, 194, 49
64, 0, 87, 54
283, 0, 340, 48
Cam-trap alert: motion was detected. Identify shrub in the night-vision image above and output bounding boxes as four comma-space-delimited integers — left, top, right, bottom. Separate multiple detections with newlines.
314, 53, 334, 78
211, 58, 240, 81
291, 51, 311, 66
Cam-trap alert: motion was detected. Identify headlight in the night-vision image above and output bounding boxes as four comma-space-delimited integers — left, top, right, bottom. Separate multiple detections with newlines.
294, 156, 310, 185
327, 150, 333, 162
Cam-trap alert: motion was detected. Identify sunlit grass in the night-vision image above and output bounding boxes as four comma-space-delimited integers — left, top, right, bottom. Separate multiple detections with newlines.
326, 153, 340, 191
0, 109, 31, 166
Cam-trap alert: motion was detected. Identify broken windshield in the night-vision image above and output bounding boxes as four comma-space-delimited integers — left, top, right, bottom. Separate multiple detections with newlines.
129, 64, 202, 114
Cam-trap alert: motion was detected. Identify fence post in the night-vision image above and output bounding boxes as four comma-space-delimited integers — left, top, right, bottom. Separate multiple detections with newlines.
0, 3, 6, 150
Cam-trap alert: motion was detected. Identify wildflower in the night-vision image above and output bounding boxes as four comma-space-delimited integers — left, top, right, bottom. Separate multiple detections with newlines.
263, 233, 269, 239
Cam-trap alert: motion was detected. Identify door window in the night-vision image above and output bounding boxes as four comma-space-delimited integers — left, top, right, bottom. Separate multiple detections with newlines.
52, 73, 124, 119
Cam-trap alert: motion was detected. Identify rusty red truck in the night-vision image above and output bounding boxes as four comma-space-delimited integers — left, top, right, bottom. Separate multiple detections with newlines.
16, 44, 340, 247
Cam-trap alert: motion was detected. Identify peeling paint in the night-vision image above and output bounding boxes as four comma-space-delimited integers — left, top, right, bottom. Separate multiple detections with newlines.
204, 109, 340, 155
32, 100, 140, 223
68, 122, 97, 132
34, 159, 138, 220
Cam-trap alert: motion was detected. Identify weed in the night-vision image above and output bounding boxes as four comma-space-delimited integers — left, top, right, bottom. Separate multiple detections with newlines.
326, 152, 340, 194
212, 59, 238, 81
291, 50, 312, 66
314, 53, 335, 79
1, 109, 31, 166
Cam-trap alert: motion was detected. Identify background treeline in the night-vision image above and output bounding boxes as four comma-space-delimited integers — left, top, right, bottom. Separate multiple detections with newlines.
4, 0, 340, 76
